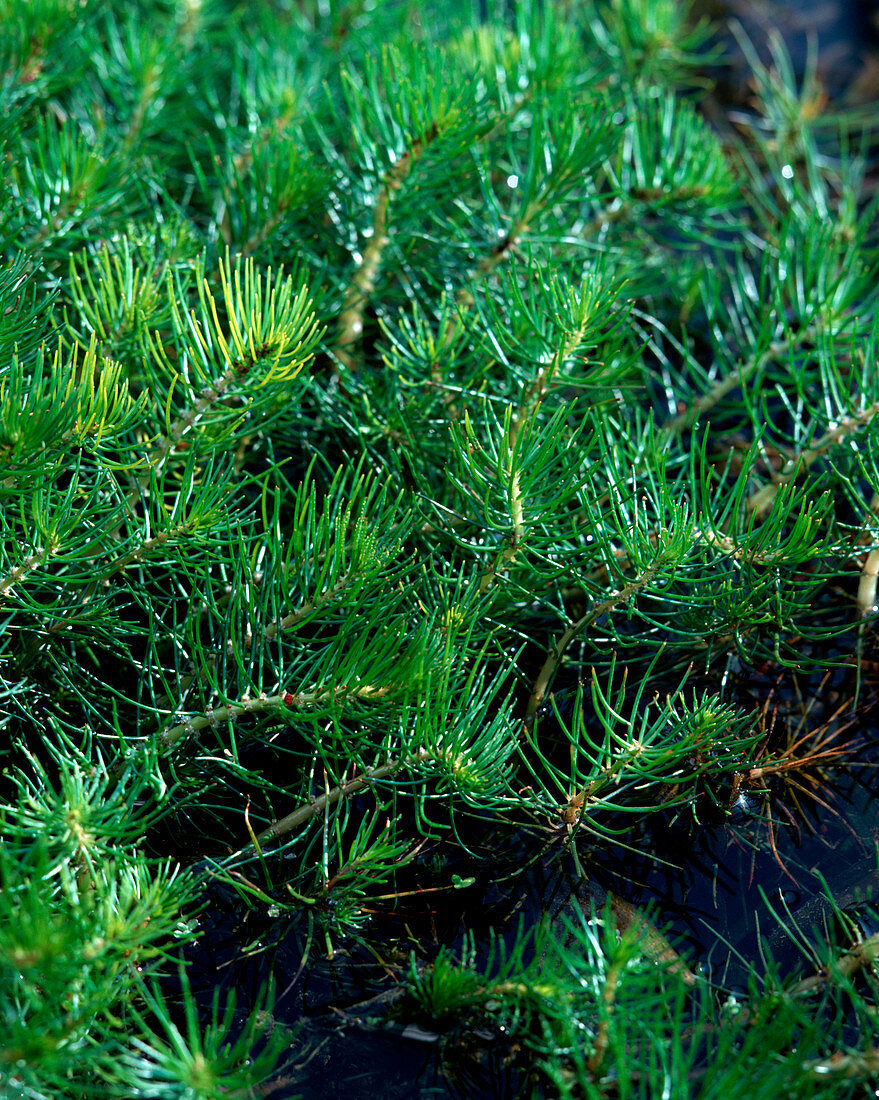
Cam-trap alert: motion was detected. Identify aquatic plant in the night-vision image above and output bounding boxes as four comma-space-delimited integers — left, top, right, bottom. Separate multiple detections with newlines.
2, 0, 878, 1095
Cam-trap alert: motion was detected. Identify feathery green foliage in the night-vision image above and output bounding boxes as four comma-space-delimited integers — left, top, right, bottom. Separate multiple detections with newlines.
1, 0, 878, 1095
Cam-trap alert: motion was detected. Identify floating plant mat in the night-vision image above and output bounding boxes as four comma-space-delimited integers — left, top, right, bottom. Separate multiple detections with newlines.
6, 0, 879, 1096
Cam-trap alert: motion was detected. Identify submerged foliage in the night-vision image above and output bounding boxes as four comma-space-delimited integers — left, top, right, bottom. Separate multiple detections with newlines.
1, 0, 879, 1095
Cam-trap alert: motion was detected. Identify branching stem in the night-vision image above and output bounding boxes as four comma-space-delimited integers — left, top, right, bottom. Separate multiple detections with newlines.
526, 559, 664, 720
333, 135, 429, 372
